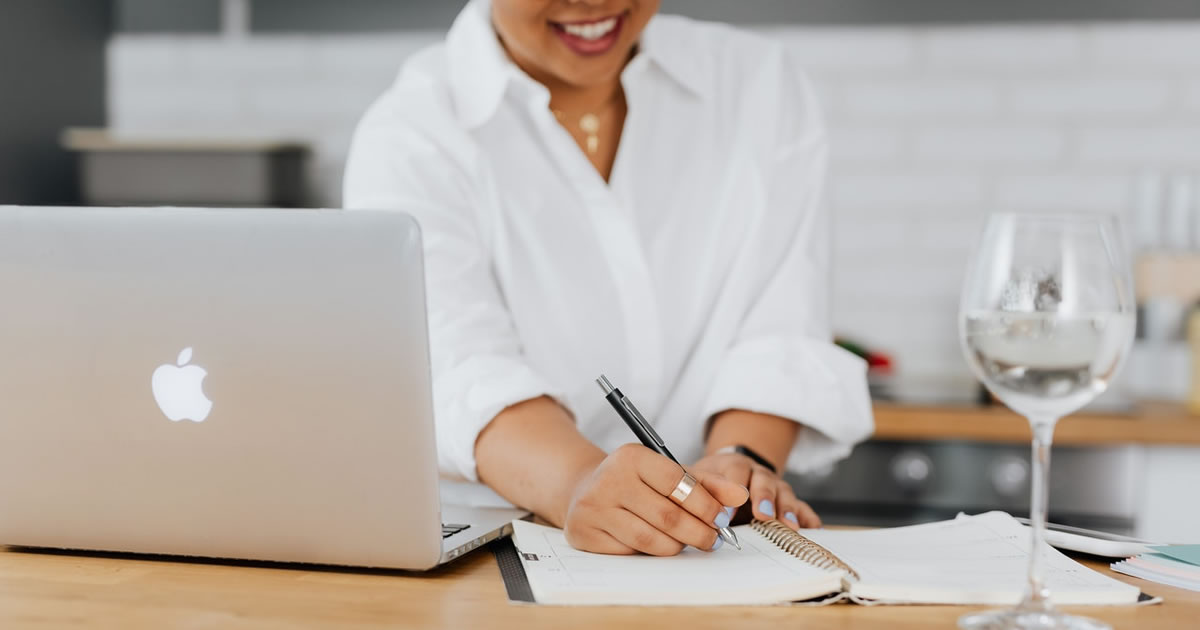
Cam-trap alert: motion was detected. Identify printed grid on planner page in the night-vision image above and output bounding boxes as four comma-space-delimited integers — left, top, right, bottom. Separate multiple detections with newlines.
512, 521, 837, 596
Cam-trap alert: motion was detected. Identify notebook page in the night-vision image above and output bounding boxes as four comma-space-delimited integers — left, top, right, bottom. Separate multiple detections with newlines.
511, 520, 845, 605
801, 511, 1140, 605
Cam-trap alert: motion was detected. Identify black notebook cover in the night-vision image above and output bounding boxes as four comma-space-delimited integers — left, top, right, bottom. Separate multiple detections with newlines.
492, 537, 535, 603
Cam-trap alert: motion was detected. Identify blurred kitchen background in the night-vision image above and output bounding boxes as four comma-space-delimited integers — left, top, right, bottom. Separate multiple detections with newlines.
4, 0, 1199, 541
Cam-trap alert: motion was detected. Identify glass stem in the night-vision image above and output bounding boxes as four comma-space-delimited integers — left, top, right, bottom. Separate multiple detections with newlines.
1023, 417, 1058, 611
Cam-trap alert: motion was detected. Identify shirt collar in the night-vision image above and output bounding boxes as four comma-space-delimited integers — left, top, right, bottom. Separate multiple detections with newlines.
447, 0, 706, 130
635, 18, 708, 99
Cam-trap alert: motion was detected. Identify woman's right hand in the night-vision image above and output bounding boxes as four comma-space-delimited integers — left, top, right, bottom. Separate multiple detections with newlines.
562, 444, 750, 556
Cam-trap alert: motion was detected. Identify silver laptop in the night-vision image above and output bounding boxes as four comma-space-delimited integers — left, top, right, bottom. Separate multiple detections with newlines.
0, 206, 527, 570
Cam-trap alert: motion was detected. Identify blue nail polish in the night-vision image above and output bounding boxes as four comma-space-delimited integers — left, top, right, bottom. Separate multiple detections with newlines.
785, 512, 798, 525
714, 509, 731, 529
758, 499, 775, 518
725, 506, 735, 518
711, 536, 724, 551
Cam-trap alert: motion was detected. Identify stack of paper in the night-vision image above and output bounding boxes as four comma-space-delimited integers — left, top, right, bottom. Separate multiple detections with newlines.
1111, 545, 1200, 592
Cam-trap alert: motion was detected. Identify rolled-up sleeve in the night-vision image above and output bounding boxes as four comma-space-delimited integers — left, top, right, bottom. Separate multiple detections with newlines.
700, 56, 874, 473
343, 96, 564, 482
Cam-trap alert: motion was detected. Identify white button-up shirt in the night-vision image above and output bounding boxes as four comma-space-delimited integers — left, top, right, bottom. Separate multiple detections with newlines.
344, 0, 873, 488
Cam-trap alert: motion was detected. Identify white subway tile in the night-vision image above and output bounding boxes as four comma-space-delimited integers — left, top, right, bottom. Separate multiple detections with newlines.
922, 27, 1082, 69
1078, 128, 1200, 163
109, 84, 244, 131
108, 36, 184, 78
1088, 23, 1200, 68
830, 306, 914, 347
888, 342, 965, 379
834, 259, 967, 302
1008, 79, 1171, 116
995, 174, 1133, 212
911, 217, 986, 254
841, 80, 998, 118
244, 78, 381, 123
1185, 81, 1200, 110
893, 353, 967, 380
831, 215, 913, 257
311, 33, 443, 79
763, 27, 917, 72
177, 36, 316, 80
914, 127, 1064, 163
829, 127, 904, 163
831, 173, 985, 209
831, 300, 964, 376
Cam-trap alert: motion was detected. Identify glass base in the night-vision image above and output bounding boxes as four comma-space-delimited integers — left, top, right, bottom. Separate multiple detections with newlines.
958, 609, 1111, 630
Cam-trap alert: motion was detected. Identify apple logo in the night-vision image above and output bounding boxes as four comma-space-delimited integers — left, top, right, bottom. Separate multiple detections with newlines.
151, 347, 212, 422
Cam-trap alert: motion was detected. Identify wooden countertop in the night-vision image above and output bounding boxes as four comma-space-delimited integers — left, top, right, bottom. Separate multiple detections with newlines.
872, 401, 1200, 446
0, 543, 1194, 630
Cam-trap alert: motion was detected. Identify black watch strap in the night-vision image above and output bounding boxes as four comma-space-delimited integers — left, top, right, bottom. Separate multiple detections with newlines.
719, 445, 778, 474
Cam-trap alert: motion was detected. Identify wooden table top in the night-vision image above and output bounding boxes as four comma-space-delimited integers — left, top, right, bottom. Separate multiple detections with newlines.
872, 401, 1200, 447
1, 541, 1195, 630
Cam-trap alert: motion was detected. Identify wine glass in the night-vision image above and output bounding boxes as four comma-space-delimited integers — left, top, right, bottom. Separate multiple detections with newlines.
958, 213, 1135, 630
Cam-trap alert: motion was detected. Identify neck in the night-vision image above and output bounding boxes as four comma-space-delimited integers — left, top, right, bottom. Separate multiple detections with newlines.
547, 79, 623, 115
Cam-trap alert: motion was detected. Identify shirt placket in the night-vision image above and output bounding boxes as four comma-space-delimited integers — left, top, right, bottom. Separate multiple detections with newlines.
520, 77, 665, 413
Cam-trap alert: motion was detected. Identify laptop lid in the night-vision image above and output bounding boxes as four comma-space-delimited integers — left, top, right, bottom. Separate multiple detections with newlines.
0, 206, 444, 569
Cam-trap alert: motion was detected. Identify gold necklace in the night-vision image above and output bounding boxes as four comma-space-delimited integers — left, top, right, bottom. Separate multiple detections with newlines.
552, 109, 603, 155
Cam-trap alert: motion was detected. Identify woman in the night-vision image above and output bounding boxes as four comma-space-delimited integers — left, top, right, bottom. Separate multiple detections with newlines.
344, 0, 873, 556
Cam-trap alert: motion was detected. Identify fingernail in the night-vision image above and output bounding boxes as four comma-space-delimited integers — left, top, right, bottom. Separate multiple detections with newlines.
725, 506, 736, 518
758, 499, 775, 518
714, 509, 731, 529
711, 536, 724, 551
785, 512, 798, 525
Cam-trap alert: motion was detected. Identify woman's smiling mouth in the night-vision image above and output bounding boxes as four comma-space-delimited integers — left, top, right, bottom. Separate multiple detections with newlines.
550, 13, 627, 55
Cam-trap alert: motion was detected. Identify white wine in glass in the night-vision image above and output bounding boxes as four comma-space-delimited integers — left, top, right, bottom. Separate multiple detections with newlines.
958, 213, 1135, 630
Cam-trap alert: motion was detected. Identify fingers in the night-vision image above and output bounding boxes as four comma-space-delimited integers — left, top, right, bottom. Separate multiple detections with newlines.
631, 445, 708, 496
604, 508, 686, 557
630, 448, 744, 530
690, 453, 753, 490
626, 483, 722, 552
748, 465, 779, 522
795, 501, 821, 528
692, 470, 750, 510
564, 445, 765, 556
564, 523, 635, 555
774, 481, 822, 529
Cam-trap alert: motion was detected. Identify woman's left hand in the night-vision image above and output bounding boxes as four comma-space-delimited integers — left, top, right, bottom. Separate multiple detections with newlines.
690, 452, 821, 530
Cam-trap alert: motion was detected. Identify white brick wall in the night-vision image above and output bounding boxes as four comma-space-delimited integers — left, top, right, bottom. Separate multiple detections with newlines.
1087, 24, 1200, 68
107, 20, 1200, 384
914, 127, 1066, 163
840, 81, 999, 118
922, 28, 1083, 69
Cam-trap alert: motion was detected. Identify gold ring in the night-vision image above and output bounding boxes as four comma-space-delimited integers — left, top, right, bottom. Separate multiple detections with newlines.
670, 472, 697, 504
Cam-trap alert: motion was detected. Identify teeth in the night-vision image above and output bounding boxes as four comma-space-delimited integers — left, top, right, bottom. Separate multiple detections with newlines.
563, 17, 617, 40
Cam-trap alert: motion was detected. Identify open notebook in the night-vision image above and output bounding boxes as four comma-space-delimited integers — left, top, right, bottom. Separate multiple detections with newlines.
509, 511, 1143, 606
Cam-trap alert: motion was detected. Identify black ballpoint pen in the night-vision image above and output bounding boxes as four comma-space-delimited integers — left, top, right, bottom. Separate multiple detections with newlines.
595, 374, 741, 550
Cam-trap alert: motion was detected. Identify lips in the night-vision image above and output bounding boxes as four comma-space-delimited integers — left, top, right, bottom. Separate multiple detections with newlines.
550, 13, 626, 56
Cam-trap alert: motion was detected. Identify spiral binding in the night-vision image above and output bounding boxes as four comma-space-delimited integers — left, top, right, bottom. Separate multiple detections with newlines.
751, 519, 860, 581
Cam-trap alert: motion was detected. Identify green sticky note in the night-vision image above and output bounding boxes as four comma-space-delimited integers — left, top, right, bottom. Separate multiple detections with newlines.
1152, 545, 1200, 567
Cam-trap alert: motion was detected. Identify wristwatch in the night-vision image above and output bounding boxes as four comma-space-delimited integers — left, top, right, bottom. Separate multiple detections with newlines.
716, 445, 777, 474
